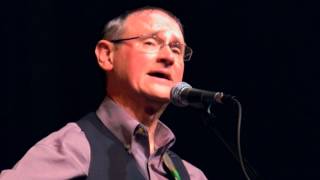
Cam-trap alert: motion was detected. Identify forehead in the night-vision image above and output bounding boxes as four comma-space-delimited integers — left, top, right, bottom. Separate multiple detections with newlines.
122, 10, 184, 42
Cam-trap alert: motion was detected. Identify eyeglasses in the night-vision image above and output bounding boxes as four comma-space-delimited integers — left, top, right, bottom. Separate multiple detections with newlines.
109, 32, 193, 61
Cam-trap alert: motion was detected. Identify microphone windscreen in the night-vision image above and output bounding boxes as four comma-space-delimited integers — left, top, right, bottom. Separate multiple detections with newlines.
170, 82, 191, 107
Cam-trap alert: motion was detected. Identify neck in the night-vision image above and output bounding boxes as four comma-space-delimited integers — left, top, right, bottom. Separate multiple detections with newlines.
107, 88, 168, 154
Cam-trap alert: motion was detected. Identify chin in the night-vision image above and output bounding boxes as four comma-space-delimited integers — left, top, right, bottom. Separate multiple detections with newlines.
140, 83, 173, 103
143, 91, 171, 105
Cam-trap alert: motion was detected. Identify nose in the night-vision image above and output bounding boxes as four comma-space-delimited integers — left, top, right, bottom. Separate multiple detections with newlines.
157, 45, 175, 67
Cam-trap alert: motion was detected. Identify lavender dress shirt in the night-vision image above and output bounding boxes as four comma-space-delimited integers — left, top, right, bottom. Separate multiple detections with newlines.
0, 97, 207, 180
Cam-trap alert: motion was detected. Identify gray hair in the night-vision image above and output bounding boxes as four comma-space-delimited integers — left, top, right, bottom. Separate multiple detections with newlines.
102, 6, 184, 40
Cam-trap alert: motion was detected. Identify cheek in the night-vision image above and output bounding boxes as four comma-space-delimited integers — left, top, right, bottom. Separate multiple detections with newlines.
174, 63, 185, 81
114, 49, 146, 78
125, 54, 150, 80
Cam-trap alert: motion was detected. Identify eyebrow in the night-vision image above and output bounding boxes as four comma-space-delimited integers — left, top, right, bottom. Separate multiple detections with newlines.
152, 31, 185, 45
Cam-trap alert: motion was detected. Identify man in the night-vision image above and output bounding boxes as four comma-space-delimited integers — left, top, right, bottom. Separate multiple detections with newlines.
0, 7, 207, 180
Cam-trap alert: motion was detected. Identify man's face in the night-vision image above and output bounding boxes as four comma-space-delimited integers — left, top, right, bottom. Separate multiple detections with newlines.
111, 10, 185, 103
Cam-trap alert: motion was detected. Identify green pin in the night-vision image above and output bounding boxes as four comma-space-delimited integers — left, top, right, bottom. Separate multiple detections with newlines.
163, 153, 181, 180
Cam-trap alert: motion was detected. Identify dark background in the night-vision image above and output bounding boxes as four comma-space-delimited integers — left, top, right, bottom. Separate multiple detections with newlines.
2, 0, 320, 179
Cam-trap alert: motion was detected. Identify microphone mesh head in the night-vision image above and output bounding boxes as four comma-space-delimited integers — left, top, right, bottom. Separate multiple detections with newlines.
170, 82, 192, 107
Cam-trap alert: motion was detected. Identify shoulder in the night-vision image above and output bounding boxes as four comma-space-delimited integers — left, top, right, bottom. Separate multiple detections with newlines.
36, 122, 91, 171
0, 123, 91, 179
182, 160, 208, 180
38, 122, 88, 147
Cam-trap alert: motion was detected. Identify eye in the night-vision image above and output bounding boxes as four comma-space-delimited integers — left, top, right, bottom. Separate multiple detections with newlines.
170, 42, 183, 55
142, 38, 157, 47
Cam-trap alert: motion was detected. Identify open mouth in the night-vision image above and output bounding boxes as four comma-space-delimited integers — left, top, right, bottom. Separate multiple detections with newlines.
147, 72, 171, 80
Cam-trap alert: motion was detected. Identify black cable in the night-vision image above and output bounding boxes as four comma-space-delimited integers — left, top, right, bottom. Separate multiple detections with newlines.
233, 98, 251, 180
205, 98, 261, 180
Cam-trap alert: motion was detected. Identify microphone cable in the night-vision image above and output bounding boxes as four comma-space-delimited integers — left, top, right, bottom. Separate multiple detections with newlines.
234, 98, 251, 180
205, 97, 261, 180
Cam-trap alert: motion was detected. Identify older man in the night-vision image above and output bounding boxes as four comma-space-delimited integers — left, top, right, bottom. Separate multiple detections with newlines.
0, 7, 207, 180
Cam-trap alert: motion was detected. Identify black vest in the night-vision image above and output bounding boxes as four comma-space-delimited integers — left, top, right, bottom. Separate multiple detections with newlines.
74, 113, 190, 180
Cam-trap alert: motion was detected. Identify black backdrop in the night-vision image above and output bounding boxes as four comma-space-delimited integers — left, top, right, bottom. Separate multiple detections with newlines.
2, 0, 320, 179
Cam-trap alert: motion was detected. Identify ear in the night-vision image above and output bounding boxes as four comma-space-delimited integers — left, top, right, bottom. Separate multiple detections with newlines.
95, 40, 115, 71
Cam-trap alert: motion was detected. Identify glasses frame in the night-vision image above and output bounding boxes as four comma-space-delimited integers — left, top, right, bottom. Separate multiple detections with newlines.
109, 33, 193, 61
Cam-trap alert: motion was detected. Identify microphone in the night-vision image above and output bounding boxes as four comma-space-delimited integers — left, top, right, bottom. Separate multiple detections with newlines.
170, 82, 234, 108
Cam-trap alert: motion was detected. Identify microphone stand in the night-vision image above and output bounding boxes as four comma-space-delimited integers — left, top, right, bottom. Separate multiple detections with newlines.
203, 100, 262, 180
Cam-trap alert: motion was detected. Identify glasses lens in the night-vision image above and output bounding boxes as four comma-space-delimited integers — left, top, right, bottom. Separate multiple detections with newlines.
184, 46, 193, 61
